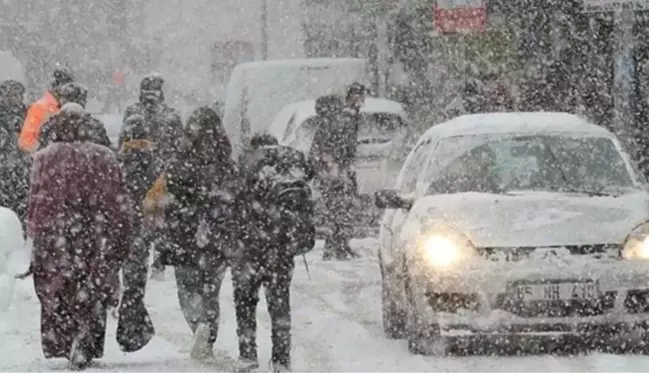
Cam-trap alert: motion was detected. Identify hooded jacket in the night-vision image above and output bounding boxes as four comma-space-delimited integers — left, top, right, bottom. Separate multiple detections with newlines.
147, 107, 236, 265
123, 74, 183, 174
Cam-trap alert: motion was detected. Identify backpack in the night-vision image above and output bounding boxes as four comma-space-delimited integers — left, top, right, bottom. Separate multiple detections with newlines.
242, 145, 316, 256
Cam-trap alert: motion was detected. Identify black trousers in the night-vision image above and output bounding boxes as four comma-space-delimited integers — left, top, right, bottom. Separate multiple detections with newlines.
232, 258, 295, 366
122, 230, 151, 304
174, 258, 228, 344
321, 174, 356, 259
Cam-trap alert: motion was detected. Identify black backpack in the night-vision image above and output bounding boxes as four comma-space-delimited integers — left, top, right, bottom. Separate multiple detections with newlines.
242, 145, 316, 256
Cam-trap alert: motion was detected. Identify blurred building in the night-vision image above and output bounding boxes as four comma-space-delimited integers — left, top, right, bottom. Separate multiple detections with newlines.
129, 0, 305, 104
301, 0, 395, 96
1, 0, 306, 106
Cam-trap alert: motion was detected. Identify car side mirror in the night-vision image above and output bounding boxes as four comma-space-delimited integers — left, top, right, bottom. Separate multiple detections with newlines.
374, 189, 413, 210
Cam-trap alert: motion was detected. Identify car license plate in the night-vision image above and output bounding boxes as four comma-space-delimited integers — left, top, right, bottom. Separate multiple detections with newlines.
514, 281, 601, 301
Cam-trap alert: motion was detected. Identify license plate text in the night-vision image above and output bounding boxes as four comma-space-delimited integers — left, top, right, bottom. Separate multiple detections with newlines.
515, 281, 600, 301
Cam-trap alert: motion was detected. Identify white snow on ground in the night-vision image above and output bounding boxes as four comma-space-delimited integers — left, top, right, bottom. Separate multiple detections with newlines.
0, 207, 25, 312
3, 238, 649, 371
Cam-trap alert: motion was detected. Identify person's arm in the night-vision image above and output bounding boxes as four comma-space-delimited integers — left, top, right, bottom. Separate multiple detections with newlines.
19, 103, 44, 153
101, 153, 133, 270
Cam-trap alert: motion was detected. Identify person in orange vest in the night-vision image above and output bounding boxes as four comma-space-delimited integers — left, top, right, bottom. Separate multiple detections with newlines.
19, 68, 73, 153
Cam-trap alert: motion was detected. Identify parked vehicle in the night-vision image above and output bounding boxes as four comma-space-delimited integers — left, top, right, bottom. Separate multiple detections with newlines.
222, 58, 368, 157
269, 97, 410, 194
376, 112, 649, 355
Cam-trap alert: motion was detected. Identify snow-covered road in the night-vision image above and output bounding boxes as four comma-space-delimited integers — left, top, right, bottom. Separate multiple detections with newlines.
3, 238, 649, 371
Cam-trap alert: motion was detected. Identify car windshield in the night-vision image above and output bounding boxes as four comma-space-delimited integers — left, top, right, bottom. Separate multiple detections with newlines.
426, 134, 638, 196
300, 112, 404, 143
357, 113, 404, 143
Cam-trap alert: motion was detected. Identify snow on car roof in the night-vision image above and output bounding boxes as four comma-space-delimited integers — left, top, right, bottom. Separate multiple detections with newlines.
424, 112, 613, 140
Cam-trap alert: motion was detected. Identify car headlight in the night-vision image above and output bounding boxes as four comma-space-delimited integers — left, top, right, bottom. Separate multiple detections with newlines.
417, 230, 475, 267
622, 222, 649, 260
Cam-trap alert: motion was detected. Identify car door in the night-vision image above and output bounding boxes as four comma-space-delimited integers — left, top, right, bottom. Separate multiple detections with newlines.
379, 137, 435, 271
356, 113, 408, 194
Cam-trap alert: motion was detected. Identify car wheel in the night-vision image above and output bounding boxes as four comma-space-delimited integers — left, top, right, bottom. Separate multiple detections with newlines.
381, 267, 406, 339
404, 271, 447, 356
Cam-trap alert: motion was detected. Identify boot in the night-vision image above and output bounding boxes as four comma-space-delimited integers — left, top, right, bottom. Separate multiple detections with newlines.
234, 357, 259, 372
269, 359, 291, 372
322, 238, 336, 261
150, 263, 165, 281
342, 240, 360, 259
190, 323, 214, 362
69, 335, 91, 370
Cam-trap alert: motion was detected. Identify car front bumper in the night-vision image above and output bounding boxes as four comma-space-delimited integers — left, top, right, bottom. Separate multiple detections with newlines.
409, 258, 649, 344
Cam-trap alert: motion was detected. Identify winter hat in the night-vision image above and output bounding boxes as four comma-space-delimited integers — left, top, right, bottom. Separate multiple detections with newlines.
52, 68, 73, 89
249, 133, 278, 150
0, 79, 24, 98
53, 103, 86, 142
345, 82, 368, 100
55, 82, 88, 108
122, 114, 149, 141
185, 106, 232, 158
140, 73, 165, 103
185, 106, 221, 140
140, 73, 164, 92
315, 94, 343, 117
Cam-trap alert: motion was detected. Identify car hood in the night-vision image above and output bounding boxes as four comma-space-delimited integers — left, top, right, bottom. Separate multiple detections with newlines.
407, 191, 649, 247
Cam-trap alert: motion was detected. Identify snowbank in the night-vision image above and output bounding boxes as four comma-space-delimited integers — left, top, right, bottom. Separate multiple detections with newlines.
0, 207, 26, 312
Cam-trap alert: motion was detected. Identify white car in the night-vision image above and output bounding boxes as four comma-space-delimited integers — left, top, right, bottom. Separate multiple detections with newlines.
375, 112, 649, 355
269, 97, 410, 194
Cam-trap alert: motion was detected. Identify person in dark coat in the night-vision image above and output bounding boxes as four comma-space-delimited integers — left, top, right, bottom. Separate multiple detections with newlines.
115, 114, 158, 352
123, 73, 183, 173
25, 102, 132, 370
19, 68, 73, 153
309, 83, 366, 261
38, 82, 111, 151
144, 106, 236, 361
0, 79, 27, 134
0, 80, 31, 226
232, 138, 316, 372
124, 73, 183, 280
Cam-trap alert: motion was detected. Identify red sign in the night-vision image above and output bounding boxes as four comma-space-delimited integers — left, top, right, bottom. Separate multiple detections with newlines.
112, 70, 124, 85
434, 0, 487, 34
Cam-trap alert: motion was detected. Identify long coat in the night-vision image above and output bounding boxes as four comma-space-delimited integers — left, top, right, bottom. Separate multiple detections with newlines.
122, 101, 183, 173
27, 141, 131, 360
0, 103, 30, 222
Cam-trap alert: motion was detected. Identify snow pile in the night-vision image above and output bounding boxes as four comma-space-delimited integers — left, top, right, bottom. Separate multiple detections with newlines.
0, 207, 25, 312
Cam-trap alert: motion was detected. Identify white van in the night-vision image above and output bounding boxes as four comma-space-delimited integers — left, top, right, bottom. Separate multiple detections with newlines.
222, 58, 367, 156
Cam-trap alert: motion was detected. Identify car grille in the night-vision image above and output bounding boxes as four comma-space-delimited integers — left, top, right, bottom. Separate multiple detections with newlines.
476, 244, 621, 317
477, 244, 622, 262
495, 291, 617, 317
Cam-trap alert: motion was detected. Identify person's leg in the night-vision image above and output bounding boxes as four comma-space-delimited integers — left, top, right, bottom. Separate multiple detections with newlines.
232, 261, 263, 371
264, 260, 295, 370
174, 265, 203, 334
122, 234, 149, 304
201, 259, 228, 344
